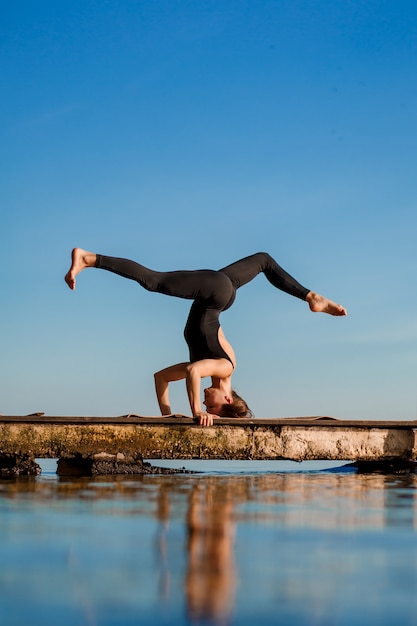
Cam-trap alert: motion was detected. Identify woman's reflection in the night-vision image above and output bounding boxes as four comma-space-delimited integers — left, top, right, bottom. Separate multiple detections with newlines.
185, 480, 236, 624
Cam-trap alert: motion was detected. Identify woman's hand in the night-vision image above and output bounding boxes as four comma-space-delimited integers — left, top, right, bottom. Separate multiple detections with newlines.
194, 411, 216, 427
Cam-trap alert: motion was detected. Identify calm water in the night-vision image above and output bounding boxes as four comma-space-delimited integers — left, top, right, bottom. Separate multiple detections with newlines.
1, 459, 417, 626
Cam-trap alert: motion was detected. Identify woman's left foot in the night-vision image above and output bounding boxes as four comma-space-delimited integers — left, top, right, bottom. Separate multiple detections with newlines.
306, 292, 347, 316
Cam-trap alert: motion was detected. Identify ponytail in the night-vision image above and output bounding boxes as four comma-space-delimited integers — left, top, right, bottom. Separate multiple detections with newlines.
220, 390, 253, 419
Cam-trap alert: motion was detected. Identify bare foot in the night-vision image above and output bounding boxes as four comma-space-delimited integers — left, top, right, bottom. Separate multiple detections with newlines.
64, 248, 96, 290
306, 291, 347, 316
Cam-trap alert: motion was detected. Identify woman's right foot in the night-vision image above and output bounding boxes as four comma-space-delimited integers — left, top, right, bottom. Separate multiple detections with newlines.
64, 248, 96, 290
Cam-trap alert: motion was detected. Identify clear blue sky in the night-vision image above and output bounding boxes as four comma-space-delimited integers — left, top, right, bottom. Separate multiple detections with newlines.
2, 0, 416, 419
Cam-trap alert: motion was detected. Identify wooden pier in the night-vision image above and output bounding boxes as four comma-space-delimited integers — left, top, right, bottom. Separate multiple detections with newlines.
1, 414, 417, 475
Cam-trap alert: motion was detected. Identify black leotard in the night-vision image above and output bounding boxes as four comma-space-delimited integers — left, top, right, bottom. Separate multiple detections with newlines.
95, 252, 310, 365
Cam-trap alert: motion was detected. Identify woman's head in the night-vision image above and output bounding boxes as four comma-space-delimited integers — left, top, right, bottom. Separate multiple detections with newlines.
219, 390, 253, 418
204, 387, 253, 418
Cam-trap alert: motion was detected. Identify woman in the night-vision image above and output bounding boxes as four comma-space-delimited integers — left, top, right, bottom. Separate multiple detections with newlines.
65, 248, 347, 426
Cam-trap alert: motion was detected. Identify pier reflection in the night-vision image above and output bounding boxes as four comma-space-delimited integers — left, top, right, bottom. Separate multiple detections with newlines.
1, 466, 417, 624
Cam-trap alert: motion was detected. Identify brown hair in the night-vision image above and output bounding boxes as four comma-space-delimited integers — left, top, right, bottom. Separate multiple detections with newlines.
219, 390, 253, 419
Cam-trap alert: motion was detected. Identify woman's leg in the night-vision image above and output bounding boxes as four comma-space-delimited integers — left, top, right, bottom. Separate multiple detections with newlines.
219, 252, 309, 300
220, 252, 347, 315
65, 248, 234, 306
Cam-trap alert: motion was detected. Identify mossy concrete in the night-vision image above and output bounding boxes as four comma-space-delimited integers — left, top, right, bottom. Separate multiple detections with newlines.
0, 417, 416, 467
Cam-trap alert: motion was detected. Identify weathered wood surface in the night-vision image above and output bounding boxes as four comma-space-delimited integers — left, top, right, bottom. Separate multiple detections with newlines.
1, 415, 417, 462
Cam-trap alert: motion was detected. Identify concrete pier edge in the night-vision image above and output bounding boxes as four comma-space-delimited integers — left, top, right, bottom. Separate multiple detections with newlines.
1, 415, 416, 475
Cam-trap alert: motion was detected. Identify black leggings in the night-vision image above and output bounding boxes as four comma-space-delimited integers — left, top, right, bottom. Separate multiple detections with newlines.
95, 252, 310, 364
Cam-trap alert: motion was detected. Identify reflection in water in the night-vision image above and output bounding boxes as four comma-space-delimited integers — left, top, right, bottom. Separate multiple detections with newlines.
1, 467, 417, 625
4, 469, 417, 530
155, 485, 171, 602
235, 471, 417, 530
186, 482, 236, 624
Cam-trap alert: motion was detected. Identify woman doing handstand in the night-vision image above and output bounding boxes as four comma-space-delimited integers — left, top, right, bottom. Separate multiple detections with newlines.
65, 249, 347, 426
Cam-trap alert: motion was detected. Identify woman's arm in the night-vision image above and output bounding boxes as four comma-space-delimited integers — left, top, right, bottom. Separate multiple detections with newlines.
154, 363, 188, 415
185, 359, 233, 425
154, 358, 233, 425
